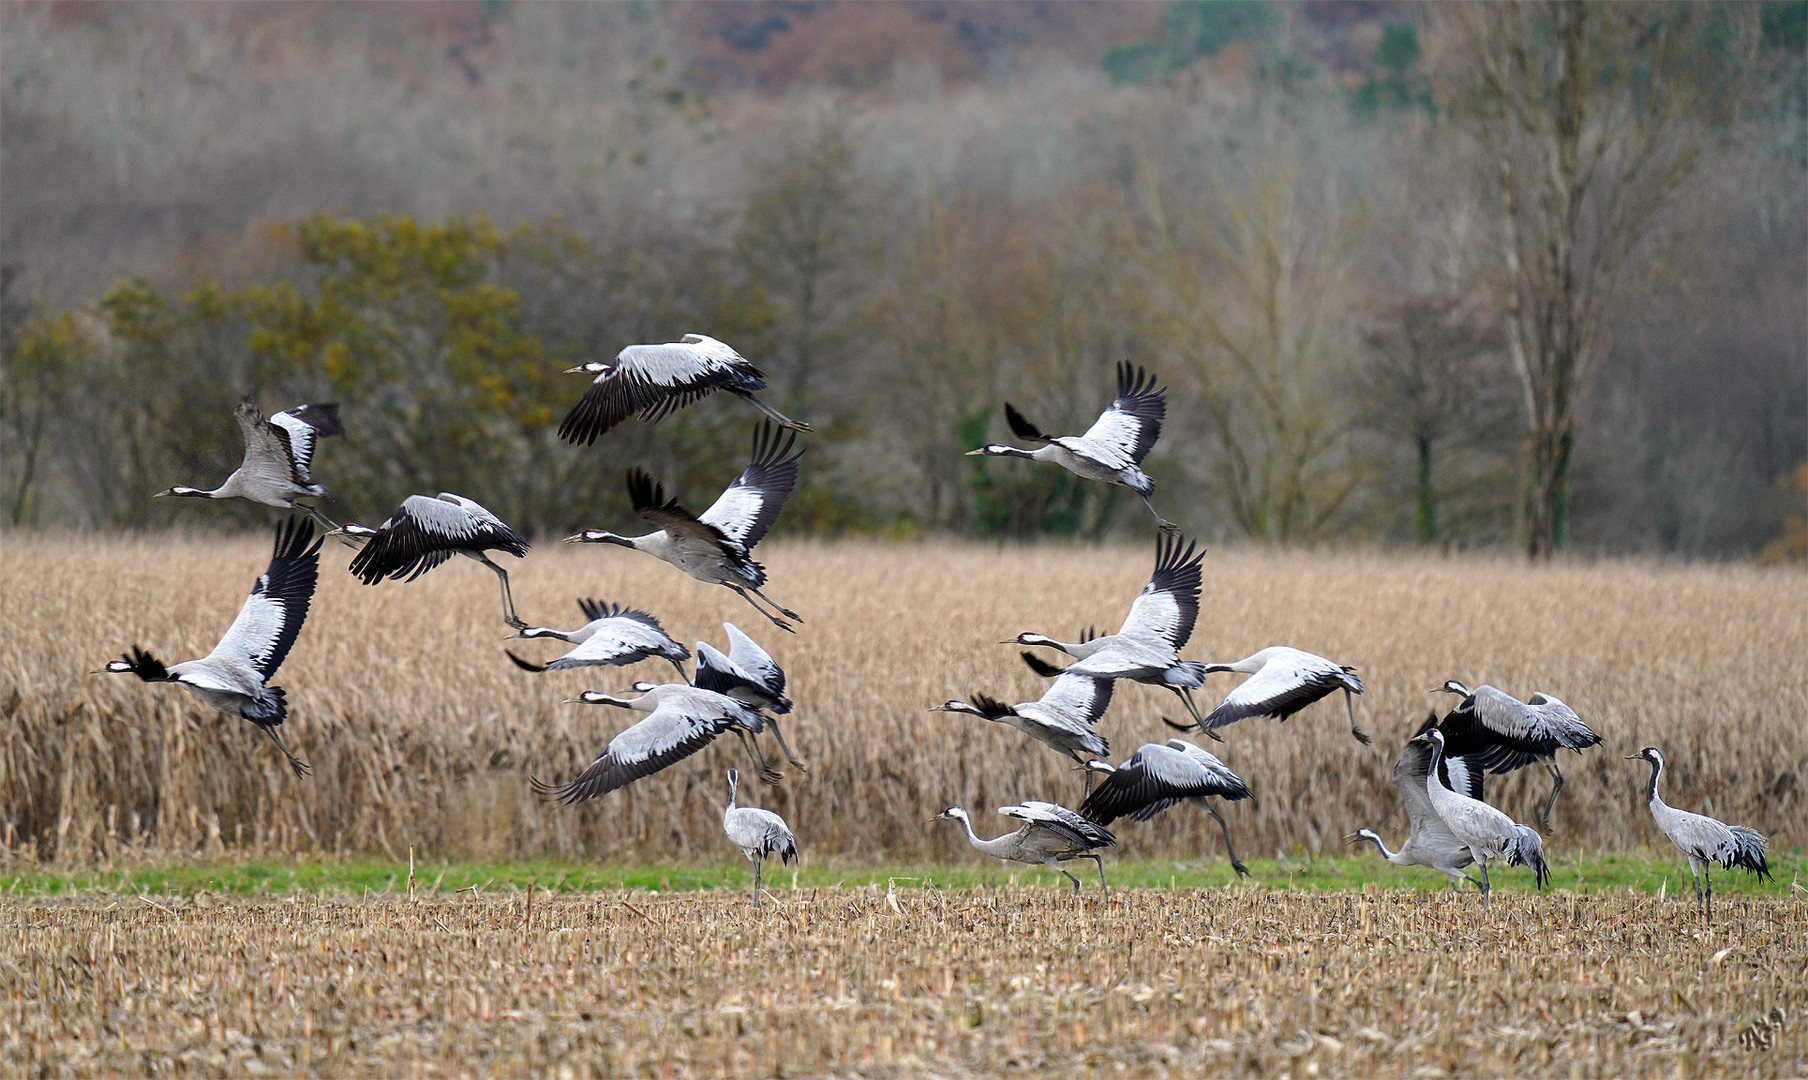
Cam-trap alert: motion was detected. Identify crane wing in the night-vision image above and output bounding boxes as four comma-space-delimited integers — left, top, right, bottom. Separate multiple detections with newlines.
1002, 801, 1115, 848
1080, 742, 1249, 826
699, 423, 803, 551
268, 403, 342, 485
1392, 734, 1482, 858
547, 620, 687, 670
532, 708, 735, 805
1115, 533, 1202, 649
558, 337, 764, 445
348, 493, 526, 584
722, 622, 786, 701
208, 518, 322, 680
1076, 361, 1165, 467
1035, 671, 1115, 730
1201, 650, 1360, 730
625, 468, 733, 549
1436, 686, 1598, 774
231, 398, 308, 490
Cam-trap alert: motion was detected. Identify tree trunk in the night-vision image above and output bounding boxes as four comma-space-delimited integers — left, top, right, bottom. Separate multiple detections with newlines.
1414, 431, 1437, 544
1524, 416, 1574, 558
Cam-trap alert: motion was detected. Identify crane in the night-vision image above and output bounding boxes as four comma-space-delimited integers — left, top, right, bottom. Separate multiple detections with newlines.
694, 622, 805, 771
1347, 716, 1486, 889
557, 333, 809, 446
1187, 646, 1370, 745
1419, 729, 1550, 907
966, 361, 1174, 532
1009, 533, 1210, 727
936, 802, 1116, 896
1628, 747, 1770, 919
565, 422, 803, 631
94, 518, 322, 778
532, 680, 780, 804
722, 767, 798, 904
931, 670, 1112, 777
507, 599, 690, 679
155, 397, 344, 533
1078, 739, 1252, 876
1432, 680, 1600, 829
339, 493, 531, 628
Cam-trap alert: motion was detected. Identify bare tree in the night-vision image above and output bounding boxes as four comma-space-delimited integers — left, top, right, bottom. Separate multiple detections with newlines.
1431, 2, 1759, 557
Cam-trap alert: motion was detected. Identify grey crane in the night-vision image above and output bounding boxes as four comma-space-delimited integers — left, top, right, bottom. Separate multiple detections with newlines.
531, 680, 780, 804
95, 517, 322, 778
1010, 533, 1210, 727
1629, 747, 1770, 919
722, 767, 798, 904
566, 422, 803, 632
931, 669, 1113, 777
558, 333, 809, 446
156, 397, 344, 533
936, 802, 1116, 896
1347, 717, 1487, 889
1078, 739, 1252, 876
1188, 646, 1369, 745
966, 361, 1174, 532
695, 622, 806, 771
339, 492, 530, 628
1419, 729, 1550, 907
1432, 679, 1601, 829
507, 599, 690, 679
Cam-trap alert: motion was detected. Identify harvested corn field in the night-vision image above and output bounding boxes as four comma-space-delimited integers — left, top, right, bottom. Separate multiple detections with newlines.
4, 887, 1804, 1077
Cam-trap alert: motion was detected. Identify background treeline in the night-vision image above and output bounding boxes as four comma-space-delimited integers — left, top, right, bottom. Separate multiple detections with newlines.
2, 1, 1803, 557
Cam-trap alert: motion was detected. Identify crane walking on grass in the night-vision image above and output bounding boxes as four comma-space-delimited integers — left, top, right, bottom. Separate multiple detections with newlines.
936, 803, 1116, 897
339, 493, 530, 628
156, 397, 344, 533
966, 361, 1174, 532
566, 423, 804, 632
1078, 739, 1252, 876
1010, 533, 1210, 727
1628, 747, 1770, 919
557, 334, 809, 446
1419, 729, 1550, 907
1432, 680, 1600, 829
722, 768, 798, 904
1347, 717, 1486, 889
95, 518, 322, 778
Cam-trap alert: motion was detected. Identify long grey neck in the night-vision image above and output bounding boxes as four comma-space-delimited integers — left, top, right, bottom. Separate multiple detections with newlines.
725, 777, 739, 815
1645, 759, 1664, 807
1358, 831, 1400, 863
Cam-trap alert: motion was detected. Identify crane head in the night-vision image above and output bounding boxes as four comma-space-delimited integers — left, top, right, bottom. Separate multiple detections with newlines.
1627, 747, 1663, 766
563, 529, 629, 546
934, 807, 969, 824
94, 647, 169, 681
1344, 828, 1380, 846
1075, 759, 1116, 775
563, 360, 609, 375
1002, 632, 1058, 648
153, 486, 211, 499
1432, 679, 1471, 697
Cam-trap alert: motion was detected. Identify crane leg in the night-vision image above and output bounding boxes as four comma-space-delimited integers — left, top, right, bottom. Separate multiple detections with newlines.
1538, 762, 1564, 830
763, 718, 808, 770
1703, 864, 1713, 921
475, 554, 527, 629
1092, 853, 1110, 900
670, 658, 691, 684
740, 391, 812, 433
1343, 689, 1371, 745
734, 727, 783, 785
752, 855, 763, 904
1056, 866, 1083, 894
259, 724, 311, 779
1166, 685, 1208, 729
1687, 857, 1704, 916
748, 584, 802, 624
1202, 800, 1249, 878
1477, 861, 1491, 908
727, 585, 794, 634
296, 502, 346, 540
1140, 493, 1178, 534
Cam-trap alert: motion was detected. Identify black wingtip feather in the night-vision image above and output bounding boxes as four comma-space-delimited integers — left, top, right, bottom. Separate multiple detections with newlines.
1003, 402, 1048, 443
1020, 652, 1065, 678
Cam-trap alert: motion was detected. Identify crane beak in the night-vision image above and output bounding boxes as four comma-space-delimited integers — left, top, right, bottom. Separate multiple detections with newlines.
562, 365, 589, 375
560, 534, 584, 544
964, 448, 987, 457
1623, 753, 1645, 760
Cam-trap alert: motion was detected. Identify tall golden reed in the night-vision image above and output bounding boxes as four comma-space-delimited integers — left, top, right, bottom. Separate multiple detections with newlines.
2, 533, 1803, 867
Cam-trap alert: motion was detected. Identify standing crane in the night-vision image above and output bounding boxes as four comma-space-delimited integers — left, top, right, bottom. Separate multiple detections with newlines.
339, 493, 531, 628
532, 680, 781, 804
1185, 646, 1370, 745
94, 518, 322, 778
1432, 680, 1600, 829
966, 361, 1174, 532
694, 622, 805, 771
931, 670, 1113, 779
1628, 747, 1770, 919
156, 397, 344, 533
1078, 739, 1253, 876
936, 803, 1116, 896
1347, 717, 1487, 889
557, 333, 809, 446
1418, 729, 1550, 907
507, 599, 691, 679
722, 768, 798, 904
1010, 533, 1210, 727
565, 423, 804, 631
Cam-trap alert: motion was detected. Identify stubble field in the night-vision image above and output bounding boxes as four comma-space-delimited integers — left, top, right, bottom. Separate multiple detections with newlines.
3, 534, 1805, 866
4, 886, 1804, 1077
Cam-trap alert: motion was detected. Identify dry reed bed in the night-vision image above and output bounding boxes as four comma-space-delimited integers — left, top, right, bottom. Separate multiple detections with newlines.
2, 534, 1805, 866
3, 888, 1803, 1077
